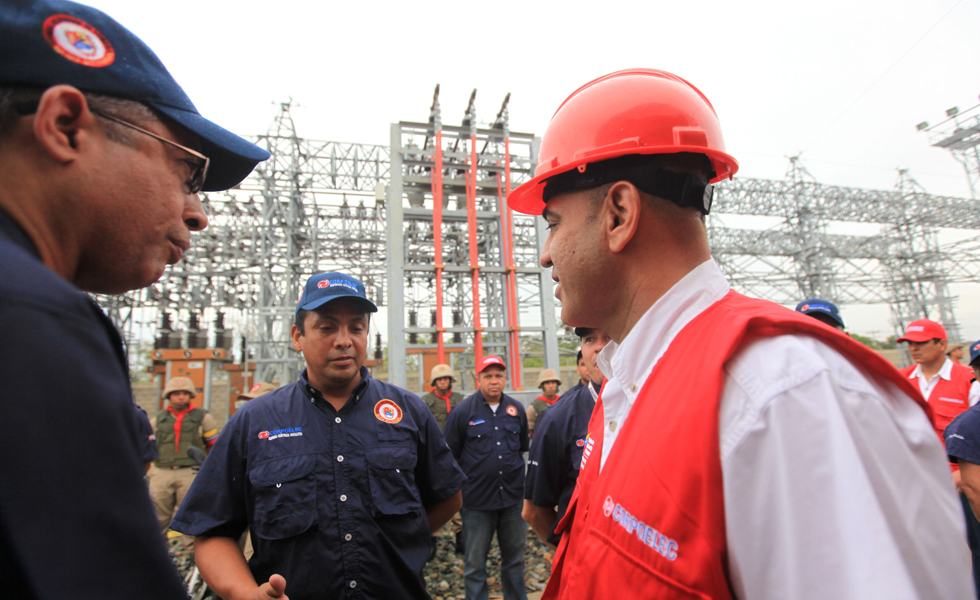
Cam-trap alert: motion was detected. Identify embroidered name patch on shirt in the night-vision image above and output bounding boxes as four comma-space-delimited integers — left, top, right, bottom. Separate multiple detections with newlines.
374, 400, 403, 424
604, 495, 679, 561
257, 427, 303, 441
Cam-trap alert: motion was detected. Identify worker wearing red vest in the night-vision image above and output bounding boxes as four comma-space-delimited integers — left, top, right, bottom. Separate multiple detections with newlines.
507, 69, 971, 600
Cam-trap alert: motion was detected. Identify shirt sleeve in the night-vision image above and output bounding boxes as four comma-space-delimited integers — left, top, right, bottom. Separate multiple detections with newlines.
720, 334, 971, 600
201, 412, 219, 447
169, 413, 248, 539
945, 408, 980, 464
970, 381, 979, 408
519, 405, 531, 453
444, 403, 464, 460
131, 403, 159, 463
411, 398, 466, 507
525, 407, 563, 507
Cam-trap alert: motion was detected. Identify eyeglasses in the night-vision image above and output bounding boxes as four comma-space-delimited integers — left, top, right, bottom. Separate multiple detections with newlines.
92, 110, 210, 194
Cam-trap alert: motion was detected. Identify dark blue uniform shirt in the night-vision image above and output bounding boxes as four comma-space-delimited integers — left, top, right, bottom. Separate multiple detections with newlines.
0, 209, 186, 598
945, 402, 980, 465
171, 368, 464, 600
444, 391, 529, 511
131, 403, 159, 464
524, 381, 598, 545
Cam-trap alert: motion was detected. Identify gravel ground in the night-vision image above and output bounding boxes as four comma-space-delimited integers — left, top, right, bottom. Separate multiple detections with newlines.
170, 527, 553, 599
423, 526, 552, 599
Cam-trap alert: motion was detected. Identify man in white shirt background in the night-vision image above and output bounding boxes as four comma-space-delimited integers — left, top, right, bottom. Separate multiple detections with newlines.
506, 68, 971, 600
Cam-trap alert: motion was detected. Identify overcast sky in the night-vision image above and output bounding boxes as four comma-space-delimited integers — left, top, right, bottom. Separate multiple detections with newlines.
85, 0, 980, 341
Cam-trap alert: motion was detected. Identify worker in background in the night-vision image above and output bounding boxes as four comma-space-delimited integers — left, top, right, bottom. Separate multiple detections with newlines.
524, 327, 610, 548
507, 68, 970, 599
794, 298, 845, 332
565, 350, 588, 395
0, 1, 268, 596
944, 339, 980, 599
148, 377, 218, 534
949, 343, 967, 364
233, 381, 278, 563
445, 356, 530, 600
423, 363, 464, 431
132, 402, 158, 474
172, 272, 464, 600
528, 368, 561, 437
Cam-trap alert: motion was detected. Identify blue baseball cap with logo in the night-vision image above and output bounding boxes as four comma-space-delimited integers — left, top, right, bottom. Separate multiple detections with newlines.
795, 298, 844, 328
297, 272, 378, 315
969, 340, 980, 367
0, 0, 270, 191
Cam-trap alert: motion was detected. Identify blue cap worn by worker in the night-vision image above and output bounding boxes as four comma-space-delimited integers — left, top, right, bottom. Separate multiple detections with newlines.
969, 341, 980, 367
795, 298, 845, 329
0, 0, 269, 191
297, 272, 378, 314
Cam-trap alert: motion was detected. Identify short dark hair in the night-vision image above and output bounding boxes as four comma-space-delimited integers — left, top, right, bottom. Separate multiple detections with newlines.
576, 349, 584, 362
294, 309, 310, 335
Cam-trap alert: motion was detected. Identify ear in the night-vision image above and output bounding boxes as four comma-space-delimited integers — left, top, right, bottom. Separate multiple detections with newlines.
602, 181, 642, 253
32, 85, 99, 163
291, 324, 304, 352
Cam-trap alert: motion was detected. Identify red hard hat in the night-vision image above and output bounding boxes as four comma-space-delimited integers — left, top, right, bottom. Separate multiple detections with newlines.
508, 69, 739, 215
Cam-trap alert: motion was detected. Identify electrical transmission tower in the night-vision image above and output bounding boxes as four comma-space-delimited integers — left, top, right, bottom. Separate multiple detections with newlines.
920, 102, 980, 199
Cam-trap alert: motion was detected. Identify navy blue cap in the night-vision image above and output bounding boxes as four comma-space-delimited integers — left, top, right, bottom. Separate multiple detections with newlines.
297, 272, 378, 315
969, 340, 980, 367
0, 0, 269, 191
795, 298, 844, 328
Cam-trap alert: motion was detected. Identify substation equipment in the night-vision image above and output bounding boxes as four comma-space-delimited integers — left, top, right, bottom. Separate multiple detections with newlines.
100, 90, 980, 406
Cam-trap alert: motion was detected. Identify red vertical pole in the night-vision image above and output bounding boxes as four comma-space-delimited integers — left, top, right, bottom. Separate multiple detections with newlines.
503, 137, 522, 389
432, 131, 445, 364
467, 136, 483, 364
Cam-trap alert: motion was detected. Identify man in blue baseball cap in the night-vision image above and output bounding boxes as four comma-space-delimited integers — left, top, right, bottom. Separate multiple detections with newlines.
0, 0, 269, 597
795, 298, 845, 332
172, 272, 465, 600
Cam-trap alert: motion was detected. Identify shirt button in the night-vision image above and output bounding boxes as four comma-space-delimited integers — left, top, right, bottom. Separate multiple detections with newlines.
344, 533, 352, 541
498, 455, 502, 459
499, 471, 503, 475
350, 581, 357, 589
629, 383, 637, 393
335, 417, 342, 424
337, 455, 344, 462
609, 421, 618, 432
340, 494, 348, 502
495, 427, 499, 430
497, 441, 501, 445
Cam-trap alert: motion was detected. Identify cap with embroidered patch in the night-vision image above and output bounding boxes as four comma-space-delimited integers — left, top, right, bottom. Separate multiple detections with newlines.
969, 341, 980, 367
296, 272, 377, 315
897, 319, 947, 344
0, 0, 269, 191
477, 355, 506, 374
794, 298, 844, 328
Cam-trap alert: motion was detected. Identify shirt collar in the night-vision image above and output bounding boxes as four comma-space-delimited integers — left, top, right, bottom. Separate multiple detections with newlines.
0, 207, 40, 260
300, 367, 370, 405
909, 358, 954, 381
597, 259, 731, 394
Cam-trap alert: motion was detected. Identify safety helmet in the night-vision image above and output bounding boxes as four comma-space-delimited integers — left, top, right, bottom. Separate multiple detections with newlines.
537, 368, 562, 388
162, 377, 196, 399
430, 364, 457, 386
508, 68, 739, 216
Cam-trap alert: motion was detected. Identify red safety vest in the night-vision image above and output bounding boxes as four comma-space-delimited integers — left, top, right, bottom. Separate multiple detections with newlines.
544, 291, 928, 600
899, 362, 973, 439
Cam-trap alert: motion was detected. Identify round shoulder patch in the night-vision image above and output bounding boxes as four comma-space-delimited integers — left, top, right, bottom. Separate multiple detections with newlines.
374, 400, 403, 424
43, 14, 115, 68
506, 405, 518, 417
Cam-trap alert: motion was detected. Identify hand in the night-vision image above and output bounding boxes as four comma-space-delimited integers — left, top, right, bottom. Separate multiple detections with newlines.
251, 574, 288, 600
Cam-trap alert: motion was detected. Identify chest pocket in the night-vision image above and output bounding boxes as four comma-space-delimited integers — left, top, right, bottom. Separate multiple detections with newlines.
248, 454, 317, 540
366, 446, 421, 515
501, 420, 521, 452
466, 422, 493, 456
933, 396, 968, 432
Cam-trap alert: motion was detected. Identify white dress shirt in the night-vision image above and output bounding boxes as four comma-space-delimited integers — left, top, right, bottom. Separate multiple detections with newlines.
596, 259, 971, 600
909, 358, 954, 401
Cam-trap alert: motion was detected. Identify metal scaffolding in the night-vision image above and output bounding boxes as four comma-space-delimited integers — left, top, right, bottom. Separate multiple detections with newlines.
100, 95, 980, 385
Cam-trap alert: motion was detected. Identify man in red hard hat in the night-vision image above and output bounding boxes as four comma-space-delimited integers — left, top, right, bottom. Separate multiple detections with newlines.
509, 69, 970, 600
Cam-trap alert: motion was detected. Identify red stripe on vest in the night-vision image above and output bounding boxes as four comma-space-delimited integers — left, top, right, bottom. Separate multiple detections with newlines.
544, 290, 928, 600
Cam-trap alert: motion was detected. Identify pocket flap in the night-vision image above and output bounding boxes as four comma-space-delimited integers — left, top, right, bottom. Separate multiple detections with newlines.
367, 447, 417, 470
467, 422, 492, 437
502, 421, 520, 434
249, 454, 316, 487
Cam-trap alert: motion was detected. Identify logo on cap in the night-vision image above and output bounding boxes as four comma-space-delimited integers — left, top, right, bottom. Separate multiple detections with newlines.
506, 405, 518, 417
908, 325, 924, 332
800, 304, 809, 311
374, 400, 403, 424
43, 15, 115, 68
249, 383, 263, 393
317, 280, 329, 289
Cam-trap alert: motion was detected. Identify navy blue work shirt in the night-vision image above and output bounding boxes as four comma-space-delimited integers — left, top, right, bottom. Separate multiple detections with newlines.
444, 391, 529, 511
131, 403, 159, 464
945, 402, 980, 465
0, 209, 186, 598
171, 367, 464, 600
524, 381, 598, 545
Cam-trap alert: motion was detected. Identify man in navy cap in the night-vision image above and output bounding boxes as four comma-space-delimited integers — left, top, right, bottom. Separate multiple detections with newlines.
445, 355, 530, 600
795, 298, 846, 332
171, 272, 465, 600
0, 1, 268, 597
